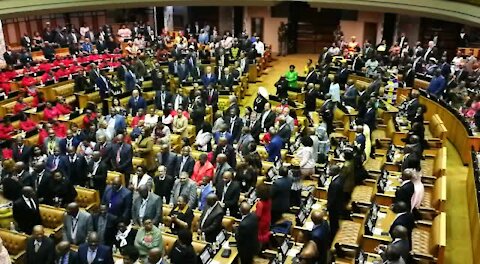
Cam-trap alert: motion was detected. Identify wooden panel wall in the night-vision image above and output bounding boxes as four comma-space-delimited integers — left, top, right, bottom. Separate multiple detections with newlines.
2, 11, 107, 46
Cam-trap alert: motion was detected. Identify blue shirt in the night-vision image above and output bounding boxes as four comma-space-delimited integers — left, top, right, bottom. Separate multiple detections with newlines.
266, 135, 283, 162
427, 75, 446, 97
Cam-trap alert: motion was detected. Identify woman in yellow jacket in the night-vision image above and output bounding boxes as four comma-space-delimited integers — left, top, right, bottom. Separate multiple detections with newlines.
134, 126, 155, 171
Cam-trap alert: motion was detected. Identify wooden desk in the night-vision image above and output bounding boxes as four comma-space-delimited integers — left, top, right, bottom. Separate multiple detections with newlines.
375, 173, 401, 206
284, 244, 303, 264
211, 236, 238, 264
362, 206, 396, 253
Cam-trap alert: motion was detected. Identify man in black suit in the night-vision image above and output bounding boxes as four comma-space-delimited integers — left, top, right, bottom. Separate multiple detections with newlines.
378, 225, 412, 263
102, 177, 132, 224
25, 225, 55, 264
21, 33, 32, 50
319, 71, 332, 97
14, 161, 34, 187
205, 84, 219, 114
154, 87, 173, 110
74, 69, 90, 92
55, 241, 78, 264
271, 167, 293, 223
199, 193, 225, 243
153, 165, 175, 204
213, 137, 236, 168
172, 92, 189, 112
320, 94, 335, 135
12, 137, 33, 163
111, 134, 134, 183
327, 165, 345, 237
252, 103, 276, 140
405, 92, 420, 121
305, 83, 320, 113
305, 67, 319, 84
403, 64, 415, 88
156, 144, 178, 177
400, 145, 421, 172
88, 151, 109, 196
224, 108, 243, 143
77, 232, 114, 264
363, 101, 377, 132
236, 202, 259, 264
3, 46, 18, 65
394, 169, 415, 211
389, 202, 415, 249
31, 161, 51, 193
397, 32, 408, 48
422, 41, 438, 61
66, 146, 88, 186
93, 135, 113, 168
12, 187, 43, 234
276, 117, 292, 144
217, 171, 241, 218
310, 210, 331, 264
219, 67, 234, 91
337, 64, 349, 87
175, 146, 195, 177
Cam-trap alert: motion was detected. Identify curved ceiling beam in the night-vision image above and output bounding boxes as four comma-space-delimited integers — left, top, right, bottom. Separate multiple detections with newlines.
0, 0, 478, 26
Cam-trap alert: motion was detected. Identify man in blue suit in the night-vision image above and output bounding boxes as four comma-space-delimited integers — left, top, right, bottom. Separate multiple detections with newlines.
213, 124, 233, 145
96, 71, 112, 116
124, 66, 137, 92
266, 128, 283, 162
427, 69, 446, 98
77, 232, 114, 264
176, 59, 189, 83
201, 66, 217, 87
270, 166, 292, 223
310, 210, 331, 264
102, 177, 132, 224
198, 176, 214, 210
46, 147, 69, 176
59, 129, 81, 154
127, 89, 147, 117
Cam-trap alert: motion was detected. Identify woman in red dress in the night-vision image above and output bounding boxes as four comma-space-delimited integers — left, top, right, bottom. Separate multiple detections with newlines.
255, 183, 272, 249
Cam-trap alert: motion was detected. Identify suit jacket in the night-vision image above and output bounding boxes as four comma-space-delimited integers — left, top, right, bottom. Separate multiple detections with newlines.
213, 144, 236, 169
153, 175, 175, 204
311, 222, 331, 264
387, 239, 412, 263
124, 71, 137, 92
176, 64, 189, 82
171, 94, 189, 110
95, 76, 111, 98
389, 212, 415, 248
217, 181, 241, 217
305, 89, 320, 112
327, 175, 344, 213
63, 210, 94, 245
12, 196, 42, 234
59, 137, 81, 154
132, 192, 163, 225
174, 155, 195, 177
111, 143, 133, 174
3, 51, 17, 65
271, 176, 293, 214
55, 251, 78, 264
363, 108, 377, 131
205, 89, 219, 108
337, 68, 349, 84
199, 202, 225, 242
401, 153, 420, 172
406, 98, 419, 120
224, 116, 243, 142
220, 74, 234, 88
25, 236, 55, 264
201, 73, 218, 87
277, 124, 292, 144
93, 142, 113, 166
32, 169, 51, 194
394, 181, 415, 211
12, 144, 33, 163
170, 179, 197, 208
77, 244, 114, 264
155, 90, 173, 110
213, 162, 232, 190
46, 154, 69, 176
236, 213, 260, 255
102, 186, 132, 222
88, 159, 109, 190
127, 96, 147, 116
66, 154, 89, 185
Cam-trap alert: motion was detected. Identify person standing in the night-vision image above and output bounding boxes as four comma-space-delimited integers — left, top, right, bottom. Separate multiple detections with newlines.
25, 225, 55, 264
278, 22, 288, 56
63, 202, 94, 245
236, 202, 260, 264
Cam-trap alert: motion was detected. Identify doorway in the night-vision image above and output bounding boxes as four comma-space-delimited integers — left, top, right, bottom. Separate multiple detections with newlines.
251, 17, 264, 38
364, 22, 378, 44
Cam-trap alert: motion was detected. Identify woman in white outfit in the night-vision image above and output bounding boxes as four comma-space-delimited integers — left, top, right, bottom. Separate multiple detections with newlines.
295, 136, 316, 178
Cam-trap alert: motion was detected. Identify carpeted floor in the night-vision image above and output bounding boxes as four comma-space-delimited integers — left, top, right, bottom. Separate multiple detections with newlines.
241, 54, 474, 264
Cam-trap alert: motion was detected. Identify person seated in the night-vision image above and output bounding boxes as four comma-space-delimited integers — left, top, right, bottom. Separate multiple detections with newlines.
44, 102, 61, 121
0, 118, 14, 140
131, 109, 146, 128
165, 194, 194, 234
21, 72, 38, 88
55, 97, 71, 115
191, 154, 214, 185
13, 96, 29, 114
135, 219, 163, 258
169, 229, 197, 264
40, 69, 55, 84
54, 65, 70, 80
144, 108, 159, 127
201, 66, 217, 87
19, 113, 37, 132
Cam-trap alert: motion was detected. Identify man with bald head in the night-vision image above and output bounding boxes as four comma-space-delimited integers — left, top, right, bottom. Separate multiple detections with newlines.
236, 202, 259, 264
132, 184, 162, 226
55, 241, 78, 264
14, 161, 34, 187
66, 145, 88, 186
377, 225, 411, 263
217, 171, 241, 218
12, 186, 42, 234
63, 202, 93, 245
25, 225, 55, 264
78, 232, 114, 264
212, 136, 236, 168
60, 129, 81, 154
93, 134, 113, 165
213, 153, 232, 189
394, 169, 415, 211
156, 144, 177, 177
102, 176, 133, 224
310, 210, 331, 264
146, 247, 164, 264
111, 134, 134, 183
199, 193, 224, 242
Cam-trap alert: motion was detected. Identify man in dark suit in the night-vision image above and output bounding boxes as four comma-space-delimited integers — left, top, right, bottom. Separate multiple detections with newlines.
46, 147, 69, 178
400, 145, 421, 172
74, 69, 90, 92
337, 64, 349, 87
171, 92, 189, 111
77, 232, 114, 264
55, 241, 78, 264
320, 94, 335, 134
213, 154, 233, 190
21, 33, 32, 50
205, 84, 219, 114
254, 102, 276, 137
88, 151, 109, 196
394, 169, 415, 211
405, 92, 420, 121
154, 87, 173, 110
305, 83, 320, 113
422, 41, 438, 61
389, 202, 415, 249
217, 171, 241, 218
95, 70, 111, 115
3, 46, 18, 65
65, 146, 88, 186
153, 165, 175, 204
12, 136, 33, 163
199, 193, 225, 243
12, 187, 43, 234
63, 202, 94, 245
127, 89, 147, 117
318, 71, 332, 97
327, 165, 344, 237
305, 67, 319, 84
60, 130, 82, 154
219, 67, 234, 91
102, 177, 133, 223
14, 161, 34, 187
111, 134, 134, 183
31, 162, 51, 194
236, 202, 260, 264
42, 42, 56, 61
397, 33, 408, 48
175, 146, 195, 177
176, 59, 189, 83
224, 108, 243, 143
25, 225, 55, 264
271, 167, 293, 223
403, 64, 415, 88
93, 135, 113, 167
363, 101, 377, 132
156, 144, 178, 176
379, 225, 412, 263
310, 210, 331, 264
213, 137, 236, 168
276, 117, 292, 144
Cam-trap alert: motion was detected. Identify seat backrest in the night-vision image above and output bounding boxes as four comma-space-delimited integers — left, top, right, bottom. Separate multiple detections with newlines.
39, 205, 66, 229
75, 186, 100, 210
106, 171, 125, 186
429, 213, 446, 260
192, 240, 207, 254
385, 119, 396, 139
432, 176, 447, 212
132, 157, 146, 168
257, 146, 268, 161
53, 83, 75, 98
222, 216, 236, 232
162, 234, 177, 255
0, 229, 28, 255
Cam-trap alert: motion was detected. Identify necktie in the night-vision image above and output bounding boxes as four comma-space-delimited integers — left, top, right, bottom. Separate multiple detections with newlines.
30, 199, 36, 210
116, 145, 123, 163
34, 241, 41, 252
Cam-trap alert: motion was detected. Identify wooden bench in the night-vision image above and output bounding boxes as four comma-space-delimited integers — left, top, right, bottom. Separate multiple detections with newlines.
76, 91, 101, 109
75, 186, 101, 212
418, 176, 447, 221
426, 114, 448, 148
331, 217, 363, 259
0, 97, 34, 117
39, 204, 65, 241
106, 171, 126, 186
0, 228, 28, 263
412, 213, 446, 263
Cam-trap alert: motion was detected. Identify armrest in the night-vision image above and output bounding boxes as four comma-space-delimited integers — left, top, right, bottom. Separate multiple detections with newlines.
412, 252, 436, 262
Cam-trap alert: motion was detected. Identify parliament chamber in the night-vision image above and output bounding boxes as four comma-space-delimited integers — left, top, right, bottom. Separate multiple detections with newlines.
0, 1, 480, 264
